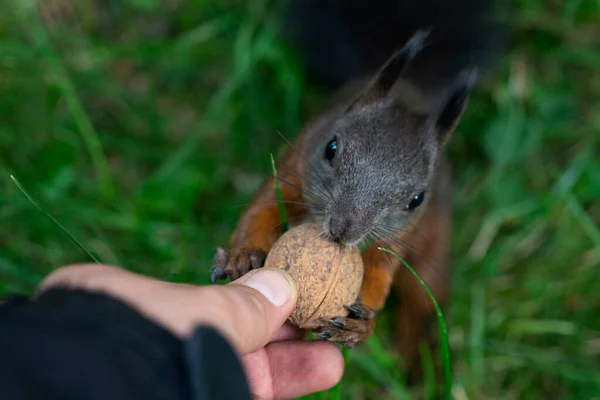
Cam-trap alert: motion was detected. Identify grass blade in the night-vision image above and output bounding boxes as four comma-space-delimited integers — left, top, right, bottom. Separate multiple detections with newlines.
270, 153, 288, 233
10, 175, 101, 264
469, 285, 485, 387
420, 342, 437, 400
11, 2, 115, 201
565, 195, 600, 251
378, 247, 451, 400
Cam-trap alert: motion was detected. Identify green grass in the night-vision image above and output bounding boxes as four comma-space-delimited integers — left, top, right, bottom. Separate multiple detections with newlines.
10, 174, 102, 263
378, 247, 452, 400
1, 0, 600, 399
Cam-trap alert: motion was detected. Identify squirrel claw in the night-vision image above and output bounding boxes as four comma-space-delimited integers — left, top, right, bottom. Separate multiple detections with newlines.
314, 329, 333, 340
210, 247, 266, 283
344, 301, 375, 320
327, 317, 346, 328
210, 247, 230, 284
312, 298, 376, 347
210, 268, 226, 284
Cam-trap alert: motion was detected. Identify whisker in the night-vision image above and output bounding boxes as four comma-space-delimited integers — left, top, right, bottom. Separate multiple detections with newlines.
227, 213, 322, 252
367, 230, 417, 309
222, 159, 331, 208
375, 227, 449, 275
369, 230, 398, 266
267, 215, 309, 234
274, 129, 335, 202
373, 219, 447, 248
374, 226, 432, 262
274, 175, 330, 206
275, 161, 333, 206
374, 224, 436, 252
372, 227, 448, 289
373, 221, 429, 241
369, 230, 435, 312
230, 200, 325, 210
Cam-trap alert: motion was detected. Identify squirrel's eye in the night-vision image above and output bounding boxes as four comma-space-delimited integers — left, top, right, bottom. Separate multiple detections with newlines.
324, 137, 338, 164
405, 192, 425, 211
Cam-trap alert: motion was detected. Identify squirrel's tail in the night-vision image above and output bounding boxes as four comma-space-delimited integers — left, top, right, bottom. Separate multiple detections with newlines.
282, 0, 508, 93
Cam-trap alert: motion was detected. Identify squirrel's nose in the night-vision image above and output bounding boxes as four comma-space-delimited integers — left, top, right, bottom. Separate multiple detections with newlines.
328, 217, 351, 243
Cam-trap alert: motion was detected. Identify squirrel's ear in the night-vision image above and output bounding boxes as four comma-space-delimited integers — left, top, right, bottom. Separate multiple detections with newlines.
435, 68, 478, 142
348, 30, 429, 110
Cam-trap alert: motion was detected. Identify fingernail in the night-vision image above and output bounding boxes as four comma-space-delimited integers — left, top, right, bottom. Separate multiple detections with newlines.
243, 268, 297, 307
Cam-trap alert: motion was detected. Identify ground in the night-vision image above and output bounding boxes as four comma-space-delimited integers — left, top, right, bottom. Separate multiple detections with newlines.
1, 0, 599, 399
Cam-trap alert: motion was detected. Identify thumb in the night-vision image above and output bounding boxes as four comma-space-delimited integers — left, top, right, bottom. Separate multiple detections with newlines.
211, 267, 298, 354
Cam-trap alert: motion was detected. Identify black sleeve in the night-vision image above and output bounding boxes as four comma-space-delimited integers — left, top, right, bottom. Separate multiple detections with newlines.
0, 288, 252, 400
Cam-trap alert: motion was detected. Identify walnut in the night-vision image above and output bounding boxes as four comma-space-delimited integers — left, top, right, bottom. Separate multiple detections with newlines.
264, 223, 364, 329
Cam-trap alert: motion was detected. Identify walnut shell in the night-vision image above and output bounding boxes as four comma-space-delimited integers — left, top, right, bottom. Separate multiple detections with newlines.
264, 223, 364, 329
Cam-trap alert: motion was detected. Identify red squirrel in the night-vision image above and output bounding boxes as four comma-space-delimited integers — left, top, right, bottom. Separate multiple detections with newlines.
211, 0, 505, 376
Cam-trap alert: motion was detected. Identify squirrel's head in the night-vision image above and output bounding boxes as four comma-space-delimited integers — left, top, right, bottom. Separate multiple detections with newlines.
303, 30, 477, 246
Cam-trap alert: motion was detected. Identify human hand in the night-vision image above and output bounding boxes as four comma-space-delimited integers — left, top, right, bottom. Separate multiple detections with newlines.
38, 264, 344, 399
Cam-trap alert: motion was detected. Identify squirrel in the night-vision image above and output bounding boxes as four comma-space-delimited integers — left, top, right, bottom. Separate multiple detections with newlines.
211, 0, 506, 378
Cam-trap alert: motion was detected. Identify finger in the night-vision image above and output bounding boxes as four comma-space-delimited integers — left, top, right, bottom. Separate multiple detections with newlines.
271, 323, 305, 343
242, 341, 344, 400
36, 264, 154, 302
37, 264, 299, 355
209, 267, 298, 354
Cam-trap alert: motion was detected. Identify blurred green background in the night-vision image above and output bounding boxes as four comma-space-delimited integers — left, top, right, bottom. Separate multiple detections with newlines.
1, 0, 599, 399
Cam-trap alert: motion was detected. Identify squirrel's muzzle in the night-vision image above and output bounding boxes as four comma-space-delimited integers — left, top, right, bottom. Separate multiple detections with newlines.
328, 217, 352, 244
325, 202, 372, 246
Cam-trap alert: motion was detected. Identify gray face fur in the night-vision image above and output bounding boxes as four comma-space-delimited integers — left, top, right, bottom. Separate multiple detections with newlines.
299, 30, 475, 246
303, 99, 440, 247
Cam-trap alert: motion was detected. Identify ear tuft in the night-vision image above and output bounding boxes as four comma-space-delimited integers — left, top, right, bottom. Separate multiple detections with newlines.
375, 29, 431, 94
348, 29, 431, 111
436, 68, 478, 140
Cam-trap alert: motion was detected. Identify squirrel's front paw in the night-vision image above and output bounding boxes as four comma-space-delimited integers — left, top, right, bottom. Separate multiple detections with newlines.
313, 297, 376, 348
210, 247, 266, 283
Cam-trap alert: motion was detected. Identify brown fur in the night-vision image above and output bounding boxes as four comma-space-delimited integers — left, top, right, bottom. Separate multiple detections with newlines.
211, 28, 473, 380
